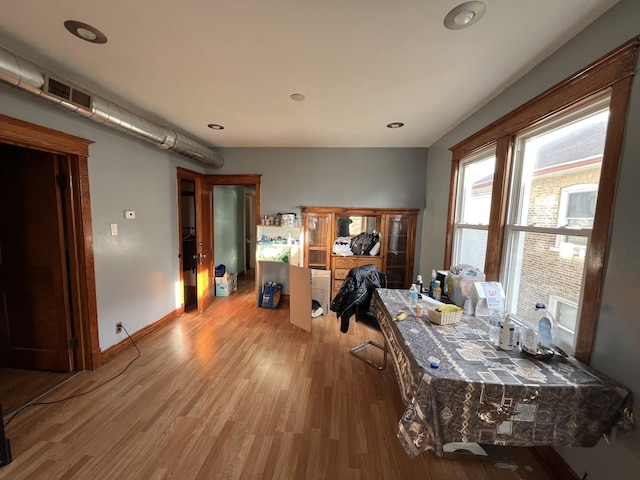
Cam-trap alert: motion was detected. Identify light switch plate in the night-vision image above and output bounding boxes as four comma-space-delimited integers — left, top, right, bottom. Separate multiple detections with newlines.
110, 223, 118, 236
124, 210, 136, 219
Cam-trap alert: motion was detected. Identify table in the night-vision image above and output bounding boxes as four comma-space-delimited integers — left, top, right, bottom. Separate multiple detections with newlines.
371, 288, 635, 458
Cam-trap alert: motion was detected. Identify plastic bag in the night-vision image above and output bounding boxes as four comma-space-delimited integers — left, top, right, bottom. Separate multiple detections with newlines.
446, 264, 485, 307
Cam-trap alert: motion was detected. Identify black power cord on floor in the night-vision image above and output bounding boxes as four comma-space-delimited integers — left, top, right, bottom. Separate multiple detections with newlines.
2, 324, 141, 429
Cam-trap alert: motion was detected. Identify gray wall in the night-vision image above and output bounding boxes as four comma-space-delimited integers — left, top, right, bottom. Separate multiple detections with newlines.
213, 185, 244, 274
215, 147, 428, 280
0, 86, 206, 350
215, 147, 427, 214
421, 0, 640, 477
0, 86, 427, 353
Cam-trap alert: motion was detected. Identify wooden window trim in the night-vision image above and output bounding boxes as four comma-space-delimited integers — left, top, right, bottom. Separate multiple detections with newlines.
450, 37, 639, 159
483, 136, 513, 281
446, 37, 639, 364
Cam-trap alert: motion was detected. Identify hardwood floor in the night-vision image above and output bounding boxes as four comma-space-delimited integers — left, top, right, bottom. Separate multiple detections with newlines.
0, 276, 555, 479
0, 368, 75, 414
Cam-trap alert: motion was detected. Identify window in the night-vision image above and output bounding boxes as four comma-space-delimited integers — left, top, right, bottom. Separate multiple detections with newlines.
451, 148, 496, 269
557, 183, 598, 251
548, 295, 578, 354
446, 38, 638, 363
502, 101, 608, 355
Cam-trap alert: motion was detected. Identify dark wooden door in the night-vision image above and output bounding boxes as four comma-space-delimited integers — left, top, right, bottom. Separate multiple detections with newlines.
0, 144, 74, 372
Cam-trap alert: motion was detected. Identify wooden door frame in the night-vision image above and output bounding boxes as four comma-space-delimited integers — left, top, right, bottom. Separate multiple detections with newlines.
0, 114, 100, 370
205, 174, 261, 299
204, 174, 261, 230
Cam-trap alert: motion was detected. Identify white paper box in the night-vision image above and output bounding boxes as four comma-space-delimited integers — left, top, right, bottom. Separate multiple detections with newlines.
473, 281, 505, 317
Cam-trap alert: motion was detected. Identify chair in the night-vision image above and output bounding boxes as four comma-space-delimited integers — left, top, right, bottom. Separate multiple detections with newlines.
350, 280, 388, 370
330, 264, 387, 370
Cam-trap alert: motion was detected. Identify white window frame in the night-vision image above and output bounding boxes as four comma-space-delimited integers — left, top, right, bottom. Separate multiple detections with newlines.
502, 97, 610, 337
451, 147, 496, 269
447, 39, 637, 363
555, 183, 597, 256
548, 294, 578, 353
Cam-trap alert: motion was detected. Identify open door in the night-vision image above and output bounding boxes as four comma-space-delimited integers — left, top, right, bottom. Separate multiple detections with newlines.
177, 169, 214, 314
0, 145, 74, 371
196, 180, 214, 313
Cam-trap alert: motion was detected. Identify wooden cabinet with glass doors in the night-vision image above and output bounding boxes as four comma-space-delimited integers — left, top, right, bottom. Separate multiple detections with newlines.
301, 206, 418, 299
302, 210, 332, 270
381, 213, 417, 290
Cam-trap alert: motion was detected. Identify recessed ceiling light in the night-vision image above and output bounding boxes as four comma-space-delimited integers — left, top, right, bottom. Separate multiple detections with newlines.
64, 20, 108, 44
444, 1, 486, 30
207, 123, 224, 130
290, 93, 306, 101
387, 122, 405, 129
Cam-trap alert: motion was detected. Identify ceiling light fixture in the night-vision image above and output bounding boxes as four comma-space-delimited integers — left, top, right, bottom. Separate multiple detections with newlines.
443, 1, 486, 30
207, 123, 224, 130
290, 93, 306, 101
386, 122, 405, 129
64, 20, 108, 44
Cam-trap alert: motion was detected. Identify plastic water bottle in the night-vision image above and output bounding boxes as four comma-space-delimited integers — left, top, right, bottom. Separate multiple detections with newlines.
488, 311, 501, 346
428, 270, 436, 298
535, 303, 556, 349
433, 280, 442, 301
409, 284, 419, 312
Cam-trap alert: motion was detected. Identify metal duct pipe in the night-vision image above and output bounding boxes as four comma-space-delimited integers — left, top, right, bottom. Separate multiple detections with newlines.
0, 45, 225, 168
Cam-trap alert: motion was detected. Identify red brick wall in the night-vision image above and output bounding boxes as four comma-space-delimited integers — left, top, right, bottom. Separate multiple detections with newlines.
513, 166, 600, 324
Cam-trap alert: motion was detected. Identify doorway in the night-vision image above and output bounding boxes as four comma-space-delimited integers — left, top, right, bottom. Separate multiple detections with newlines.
0, 114, 100, 414
0, 115, 102, 371
212, 185, 256, 278
0, 144, 74, 372
207, 175, 261, 288
177, 169, 214, 314
179, 179, 197, 311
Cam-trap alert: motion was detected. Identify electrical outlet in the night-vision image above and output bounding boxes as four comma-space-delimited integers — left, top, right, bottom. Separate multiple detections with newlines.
116, 322, 123, 334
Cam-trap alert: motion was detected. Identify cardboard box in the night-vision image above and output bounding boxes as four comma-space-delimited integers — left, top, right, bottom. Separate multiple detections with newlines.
311, 269, 331, 317
215, 272, 237, 296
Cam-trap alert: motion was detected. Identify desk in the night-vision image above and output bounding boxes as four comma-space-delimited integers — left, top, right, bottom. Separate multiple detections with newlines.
371, 288, 635, 458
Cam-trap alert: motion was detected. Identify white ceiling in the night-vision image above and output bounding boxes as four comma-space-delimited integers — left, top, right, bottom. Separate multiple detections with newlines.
0, 0, 619, 148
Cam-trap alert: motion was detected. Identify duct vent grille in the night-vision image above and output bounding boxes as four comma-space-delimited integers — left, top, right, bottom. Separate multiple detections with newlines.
44, 75, 92, 109
46, 76, 71, 100
71, 89, 92, 109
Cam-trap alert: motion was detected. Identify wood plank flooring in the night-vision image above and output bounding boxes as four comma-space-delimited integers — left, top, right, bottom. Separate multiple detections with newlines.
0, 368, 75, 414
0, 276, 556, 479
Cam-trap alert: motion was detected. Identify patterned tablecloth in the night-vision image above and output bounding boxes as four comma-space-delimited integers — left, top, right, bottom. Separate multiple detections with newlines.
371, 288, 635, 458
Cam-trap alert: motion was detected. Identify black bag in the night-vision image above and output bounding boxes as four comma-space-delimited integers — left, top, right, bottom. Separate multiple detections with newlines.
350, 232, 379, 255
